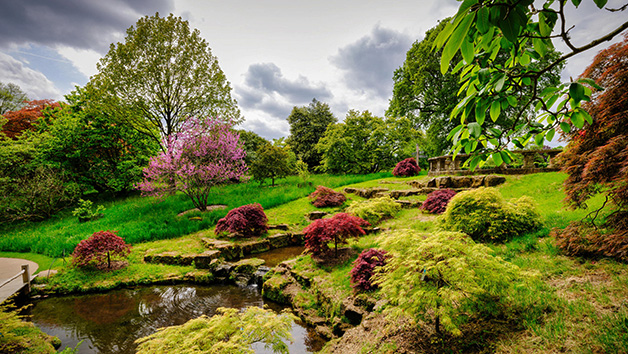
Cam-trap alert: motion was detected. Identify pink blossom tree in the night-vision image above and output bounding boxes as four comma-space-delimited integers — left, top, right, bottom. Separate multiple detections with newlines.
136, 116, 247, 211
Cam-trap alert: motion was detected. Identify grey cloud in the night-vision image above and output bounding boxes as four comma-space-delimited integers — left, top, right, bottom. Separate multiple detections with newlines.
240, 117, 289, 141
244, 63, 332, 103
330, 25, 413, 98
0, 53, 62, 99
0, 0, 174, 52
236, 62, 333, 119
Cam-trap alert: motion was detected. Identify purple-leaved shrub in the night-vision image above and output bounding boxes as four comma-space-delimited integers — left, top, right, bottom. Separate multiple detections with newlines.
421, 189, 457, 214
350, 248, 388, 292
393, 158, 420, 177
215, 203, 268, 238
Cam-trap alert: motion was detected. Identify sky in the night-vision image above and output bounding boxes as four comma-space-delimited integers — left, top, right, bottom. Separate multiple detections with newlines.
0, 0, 626, 140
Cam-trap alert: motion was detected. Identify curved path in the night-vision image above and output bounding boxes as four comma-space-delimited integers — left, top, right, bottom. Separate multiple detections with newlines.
0, 257, 39, 303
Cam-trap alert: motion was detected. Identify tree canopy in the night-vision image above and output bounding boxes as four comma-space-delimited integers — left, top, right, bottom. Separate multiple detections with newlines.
87, 13, 241, 147
287, 99, 337, 170
435, 0, 628, 169
0, 82, 28, 115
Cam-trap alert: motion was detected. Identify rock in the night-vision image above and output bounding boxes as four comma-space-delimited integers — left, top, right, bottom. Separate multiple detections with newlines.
215, 243, 243, 261
363, 227, 381, 235
394, 200, 422, 209
484, 174, 506, 186
144, 251, 195, 266
268, 223, 289, 231
451, 176, 472, 188
268, 234, 291, 248
435, 176, 452, 188
240, 240, 270, 255
307, 211, 328, 220
232, 274, 253, 287
354, 294, 377, 312
290, 233, 304, 245
214, 263, 234, 278
470, 175, 485, 188
373, 192, 389, 198
262, 274, 292, 304
343, 187, 359, 194
193, 250, 221, 269
188, 216, 203, 221
389, 189, 421, 199
427, 178, 437, 188
233, 258, 266, 275
184, 270, 215, 284
315, 325, 335, 340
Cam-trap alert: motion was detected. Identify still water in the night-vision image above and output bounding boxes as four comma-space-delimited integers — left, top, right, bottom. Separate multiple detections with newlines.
28, 284, 324, 354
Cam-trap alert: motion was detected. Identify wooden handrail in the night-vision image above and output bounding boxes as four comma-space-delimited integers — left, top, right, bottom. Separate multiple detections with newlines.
0, 269, 26, 289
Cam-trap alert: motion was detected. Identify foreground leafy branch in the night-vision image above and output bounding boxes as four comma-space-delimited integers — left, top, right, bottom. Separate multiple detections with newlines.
436, 0, 628, 168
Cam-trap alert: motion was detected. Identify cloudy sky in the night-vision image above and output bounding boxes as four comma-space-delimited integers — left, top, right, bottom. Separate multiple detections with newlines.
0, 0, 626, 139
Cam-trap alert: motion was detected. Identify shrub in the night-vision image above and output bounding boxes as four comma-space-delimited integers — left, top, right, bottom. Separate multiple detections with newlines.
215, 203, 268, 238
345, 197, 401, 225
135, 307, 296, 354
421, 189, 457, 214
72, 230, 131, 269
393, 157, 420, 177
440, 187, 541, 243
554, 221, 628, 262
375, 230, 524, 336
309, 185, 346, 208
303, 213, 370, 258
350, 248, 388, 292
72, 199, 105, 222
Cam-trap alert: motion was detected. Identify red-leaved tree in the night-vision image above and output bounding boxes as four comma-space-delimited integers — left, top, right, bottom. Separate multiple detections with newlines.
137, 116, 247, 211
421, 189, 457, 214
215, 203, 268, 238
350, 248, 388, 292
72, 230, 132, 269
1, 99, 59, 139
303, 213, 370, 258
308, 185, 346, 208
392, 157, 420, 177
554, 33, 628, 261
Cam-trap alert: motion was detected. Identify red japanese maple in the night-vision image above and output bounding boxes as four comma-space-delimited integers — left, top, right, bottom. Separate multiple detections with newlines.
303, 213, 369, 258
1, 100, 59, 139
72, 230, 131, 269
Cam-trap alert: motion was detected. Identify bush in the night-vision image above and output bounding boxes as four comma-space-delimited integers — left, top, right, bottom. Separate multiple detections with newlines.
309, 185, 346, 208
421, 189, 457, 214
215, 203, 268, 238
345, 197, 401, 225
375, 230, 525, 336
440, 187, 541, 243
72, 199, 105, 222
303, 213, 370, 258
393, 157, 420, 177
554, 220, 628, 262
350, 248, 388, 292
135, 307, 296, 354
72, 230, 131, 269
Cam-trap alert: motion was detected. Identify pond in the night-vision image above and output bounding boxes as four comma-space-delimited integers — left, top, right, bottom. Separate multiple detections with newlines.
26, 284, 325, 354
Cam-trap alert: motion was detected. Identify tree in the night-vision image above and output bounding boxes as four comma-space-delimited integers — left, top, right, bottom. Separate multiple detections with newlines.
1, 100, 59, 139
135, 307, 296, 354
215, 203, 269, 238
87, 13, 241, 147
0, 82, 28, 115
287, 99, 337, 170
316, 111, 414, 174
392, 157, 420, 177
303, 213, 370, 258
72, 230, 132, 269
37, 89, 159, 194
376, 230, 524, 336
554, 33, 628, 261
237, 129, 270, 166
435, 0, 628, 169
250, 143, 293, 186
137, 116, 247, 211
388, 19, 563, 157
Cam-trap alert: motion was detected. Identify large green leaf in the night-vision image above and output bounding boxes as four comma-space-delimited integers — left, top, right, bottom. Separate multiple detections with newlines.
441, 13, 475, 74
571, 111, 585, 129
477, 7, 490, 34
593, 0, 608, 8
490, 101, 501, 122
569, 82, 586, 104
468, 122, 481, 138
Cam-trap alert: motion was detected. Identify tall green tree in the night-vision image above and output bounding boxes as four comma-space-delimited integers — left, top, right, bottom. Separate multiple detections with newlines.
0, 82, 28, 115
389, 19, 563, 157
87, 13, 241, 148
287, 99, 337, 170
435, 0, 627, 168
250, 143, 293, 186
316, 111, 415, 174
237, 129, 270, 166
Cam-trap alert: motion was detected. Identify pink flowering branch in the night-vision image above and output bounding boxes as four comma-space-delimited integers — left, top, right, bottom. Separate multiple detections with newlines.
136, 116, 247, 211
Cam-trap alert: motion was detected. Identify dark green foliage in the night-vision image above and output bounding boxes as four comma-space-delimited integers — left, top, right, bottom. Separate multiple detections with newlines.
345, 197, 401, 225
250, 143, 293, 187
237, 129, 270, 165
287, 99, 337, 171
316, 111, 415, 174
309, 185, 346, 208
441, 187, 541, 242
215, 203, 268, 238
421, 189, 457, 214
350, 248, 388, 292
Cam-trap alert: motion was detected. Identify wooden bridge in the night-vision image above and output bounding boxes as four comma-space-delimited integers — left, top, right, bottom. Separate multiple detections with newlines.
0, 258, 38, 304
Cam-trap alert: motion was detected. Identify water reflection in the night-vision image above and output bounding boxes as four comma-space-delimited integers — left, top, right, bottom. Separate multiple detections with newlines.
28, 285, 324, 354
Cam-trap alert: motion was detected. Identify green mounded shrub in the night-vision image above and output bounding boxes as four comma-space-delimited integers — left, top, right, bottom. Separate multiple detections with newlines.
375, 230, 525, 336
345, 197, 401, 225
440, 187, 541, 243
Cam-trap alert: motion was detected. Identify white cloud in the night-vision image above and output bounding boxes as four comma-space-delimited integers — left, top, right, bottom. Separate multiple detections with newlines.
0, 53, 62, 100
55, 46, 102, 79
